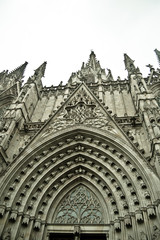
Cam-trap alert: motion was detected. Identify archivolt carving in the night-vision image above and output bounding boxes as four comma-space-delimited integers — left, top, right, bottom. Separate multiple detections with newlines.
1, 133, 152, 218
2, 227, 11, 240
0, 129, 157, 240
54, 185, 104, 224
21, 165, 119, 220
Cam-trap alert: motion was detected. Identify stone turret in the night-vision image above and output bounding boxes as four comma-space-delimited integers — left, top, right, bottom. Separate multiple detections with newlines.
124, 53, 160, 175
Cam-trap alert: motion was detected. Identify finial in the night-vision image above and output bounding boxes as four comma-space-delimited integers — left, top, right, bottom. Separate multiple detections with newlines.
124, 53, 136, 75
88, 50, 98, 70
81, 62, 85, 70
154, 49, 160, 66
90, 50, 96, 57
34, 61, 47, 78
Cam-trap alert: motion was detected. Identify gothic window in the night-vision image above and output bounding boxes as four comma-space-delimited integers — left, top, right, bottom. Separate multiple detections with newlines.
54, 185, 104, 224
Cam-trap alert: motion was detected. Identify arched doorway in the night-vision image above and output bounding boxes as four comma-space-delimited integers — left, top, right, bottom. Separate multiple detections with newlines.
0, 127, 159, 239
47, 184, 109, 240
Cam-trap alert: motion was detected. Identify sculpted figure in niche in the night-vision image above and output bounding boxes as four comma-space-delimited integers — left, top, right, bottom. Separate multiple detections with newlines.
0, 163, 4, 174
139, 82, 146, 93
156, 93, 160, 107
134, 84, 139, 93
5, 75, 16, 89
140, 231, 148, 240
151, 121, 160, 138
0, 120, 5, 131
128, 236, 134, 240
152, 225, 160, 240
0, 134, 5, 143
2, 228, 11, 240
17, 233, 24, 240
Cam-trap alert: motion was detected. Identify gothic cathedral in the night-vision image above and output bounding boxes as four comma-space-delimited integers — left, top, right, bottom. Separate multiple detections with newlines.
0, 51, 160, 240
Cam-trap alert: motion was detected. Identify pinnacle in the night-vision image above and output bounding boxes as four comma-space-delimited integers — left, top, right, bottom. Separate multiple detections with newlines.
8, 62, 28, 76
124, 53, 136, 74
89, 50, 96, 57
8, 61, 28, 79
87, 51, 101, 71
124, 53, 134, 63
34, 61, 47, 78
154, 49, 160, 66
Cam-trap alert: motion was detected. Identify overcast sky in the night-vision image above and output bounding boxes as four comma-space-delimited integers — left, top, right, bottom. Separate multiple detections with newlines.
0, 0, 160, 86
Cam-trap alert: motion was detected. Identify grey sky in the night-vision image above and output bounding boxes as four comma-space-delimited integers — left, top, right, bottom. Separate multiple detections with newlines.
0, 0, 160, 86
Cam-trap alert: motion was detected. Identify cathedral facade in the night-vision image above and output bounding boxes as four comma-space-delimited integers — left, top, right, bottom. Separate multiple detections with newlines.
0, 51, 160, 240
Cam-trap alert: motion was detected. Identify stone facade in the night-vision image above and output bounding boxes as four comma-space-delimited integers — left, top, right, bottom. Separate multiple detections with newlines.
0, 51, 160, 239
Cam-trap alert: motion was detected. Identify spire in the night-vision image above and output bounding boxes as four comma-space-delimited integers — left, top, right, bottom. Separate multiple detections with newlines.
7, 61, 28, 80
34, 62, 47, 78
154, 49, 160, 66
87, 51, 101, 70
124, 53, 136, 75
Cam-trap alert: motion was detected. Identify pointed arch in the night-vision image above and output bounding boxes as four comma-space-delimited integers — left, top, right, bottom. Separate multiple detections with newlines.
50, 182, 107, 224
0, 126, 159, 239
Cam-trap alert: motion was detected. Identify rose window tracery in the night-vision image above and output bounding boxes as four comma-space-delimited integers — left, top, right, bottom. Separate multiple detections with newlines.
54, 185, 104, 224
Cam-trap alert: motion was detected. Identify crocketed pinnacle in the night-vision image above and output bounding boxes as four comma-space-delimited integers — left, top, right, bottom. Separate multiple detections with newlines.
7, 61, 28, 80
87, 51, 101, 70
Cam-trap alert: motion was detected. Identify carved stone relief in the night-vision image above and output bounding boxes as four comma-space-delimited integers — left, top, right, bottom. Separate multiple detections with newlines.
140, 231, 148, 240
42, 88, 117, 137
2, 228, 11, 240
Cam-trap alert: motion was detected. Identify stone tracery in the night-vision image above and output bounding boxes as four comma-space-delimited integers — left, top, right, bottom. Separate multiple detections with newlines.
55, 185, 104, 224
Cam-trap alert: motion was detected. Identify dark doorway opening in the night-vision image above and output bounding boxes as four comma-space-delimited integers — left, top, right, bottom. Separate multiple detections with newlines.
49, 233, 106, 240
49, 233, 74, 240
81, 234, 106, 240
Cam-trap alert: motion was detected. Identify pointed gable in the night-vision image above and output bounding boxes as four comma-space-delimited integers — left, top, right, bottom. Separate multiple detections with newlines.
31, 82, 131, 144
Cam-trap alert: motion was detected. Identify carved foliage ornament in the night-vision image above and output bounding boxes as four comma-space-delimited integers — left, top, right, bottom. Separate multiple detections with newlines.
54, 185, 104, 224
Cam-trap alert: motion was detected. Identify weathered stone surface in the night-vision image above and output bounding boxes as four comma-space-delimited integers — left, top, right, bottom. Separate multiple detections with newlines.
0, 51, 160, 239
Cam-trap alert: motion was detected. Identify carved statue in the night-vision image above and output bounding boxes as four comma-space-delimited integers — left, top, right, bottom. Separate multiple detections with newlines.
134, 84, 139, 93
128, 235, 134, 240
5, 75, 16, 89
140, 231, 148, 240
2, 228, 11, 240
17, 233, 24, 240
152, 122, 160, 138
0, 134, 5, 143
139, 82, 146, 93
152, 225, 160, 240
0, 120, 5, 131
0, 163, 3, 174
